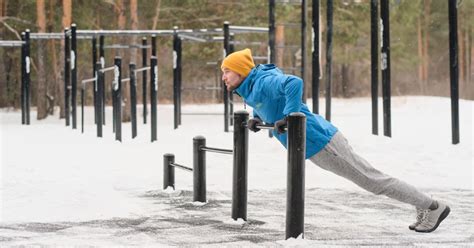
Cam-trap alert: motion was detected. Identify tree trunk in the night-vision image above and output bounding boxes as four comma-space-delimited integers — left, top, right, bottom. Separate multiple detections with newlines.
36, 0, 48, 120
417, 17, 424, 94
152, 0, 162, 30
116, 0, 130, 122
0, 0, 6, 107
59, 0, 72, 118
276, 24, 285, 67
422, 0, 430, 91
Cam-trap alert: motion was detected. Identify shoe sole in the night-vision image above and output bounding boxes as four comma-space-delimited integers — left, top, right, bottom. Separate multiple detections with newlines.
415, 206, 451, 233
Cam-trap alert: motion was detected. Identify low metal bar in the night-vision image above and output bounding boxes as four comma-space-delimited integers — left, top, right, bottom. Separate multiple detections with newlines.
81, 77, 97, 84
121, 78, 130, 82
99, 66, 115, 73
170, 163, 193, 172
200, 146, 233, 155
77, 30, 174, 37
134, 66, 151, 73
0, 41, 25, 47
103, 44, 151, 49
229, 25, 269, 33
179, 34, 207, 43
163, 154, 175, 189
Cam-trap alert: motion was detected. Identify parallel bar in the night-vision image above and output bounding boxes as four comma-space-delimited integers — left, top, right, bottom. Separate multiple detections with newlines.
448, 0, 460, 144
200, 146, 233, 155
370, 0, 379, 135
0, 41, 25, 47
170, 163, 193, 172
77, 29, 174, 37
163, 154, 176, 189
325, 0, 333, 122
232, 111, 249, 221
103, 44, 151, 49
312, 0, 320, 114
179, 34, 207, 43
29, 32, 65, 39
381, 0, 392, 137
193, 136, 207, 202
229, 25, 269, 33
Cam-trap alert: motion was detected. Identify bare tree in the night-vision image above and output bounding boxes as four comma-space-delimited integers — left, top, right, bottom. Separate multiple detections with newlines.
36, 0, 47, 119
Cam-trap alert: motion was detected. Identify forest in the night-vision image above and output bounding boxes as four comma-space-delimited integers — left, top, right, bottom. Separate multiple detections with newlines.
0, 0, 472, 121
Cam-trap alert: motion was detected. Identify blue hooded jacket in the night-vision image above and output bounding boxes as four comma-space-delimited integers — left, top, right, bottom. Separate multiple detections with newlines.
235, 64, 338, 159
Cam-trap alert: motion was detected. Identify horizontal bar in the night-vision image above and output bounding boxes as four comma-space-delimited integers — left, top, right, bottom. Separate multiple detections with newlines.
0, 41, 25, 47
229, 25, 269, 33
276, 0, 302, 4
99, 66, 115, 73
81, 77, 97, 83
103, 44, 151, 49
200, 146, 233, 155
170, 163, 193, 172
253, 56, 268, 61
121, 78, 130, 82
77, 30, 174, 37
134, 66, 151, 72
255, 124, 288, 131
179, 34, 208, 43
229, 41, 265, 46
206, 62, 218, 65
29, 32, 64, 39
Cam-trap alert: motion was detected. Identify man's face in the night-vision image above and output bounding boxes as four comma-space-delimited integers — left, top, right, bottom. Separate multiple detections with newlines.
222, 68, 243, 91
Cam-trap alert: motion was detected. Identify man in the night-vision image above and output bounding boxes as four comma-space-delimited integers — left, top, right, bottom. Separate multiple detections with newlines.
221, 48, 450, 233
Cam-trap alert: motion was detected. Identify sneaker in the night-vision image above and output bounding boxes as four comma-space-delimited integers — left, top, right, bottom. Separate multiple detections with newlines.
409, 207, 427, 230
414, 201, 450, 233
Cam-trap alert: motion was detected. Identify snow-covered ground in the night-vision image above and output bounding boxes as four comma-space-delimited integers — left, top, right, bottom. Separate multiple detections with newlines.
0, 96, 472, 247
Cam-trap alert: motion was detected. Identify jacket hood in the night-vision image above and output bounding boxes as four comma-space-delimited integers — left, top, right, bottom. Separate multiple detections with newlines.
235, 64, 278, 98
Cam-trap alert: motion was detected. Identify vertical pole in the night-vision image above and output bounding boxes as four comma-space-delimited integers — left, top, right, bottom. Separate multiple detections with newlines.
142, 37, 148, 124
92, 36, 97, 124
71, 23, 77, 129
20, 32, 26, 125
81, 80, 85, 133
229, 34, 235, 126
177, 37, 182, 126
150, 56, 158, 142
96, 62, 103, 137
24, 30, 30, 125
232, 110, 248, 221
163, 154, 175, 190
448, 0, 460, 144
173, 27, 179, 129
371, 0, 379, 135
114, 57, 122, 142
268, 0, 276, 64
312, 0, 320, 114
286, 112, 306, 239
381, 0, 391, 137
64, 28, 71, 126
301, 0, 307, 103
193, 136, 206, 203
99, 35, 105, 125
325, 0, 333, 122
130, 63, 137, 138
223, 22, 230, 133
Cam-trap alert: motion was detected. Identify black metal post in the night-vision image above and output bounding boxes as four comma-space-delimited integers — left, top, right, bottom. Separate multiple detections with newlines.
325, 0, 333, 122
448, 0, 460, 144
193, 136, 206, 203
96, 62, 103, 137
163, 153, 175, 190
151, 35, 157, 57
150, 56, 158, 142
177, 37, 182, 126
142, 37, 148, 124
71, 23, 77, 129
381, 0, 391, 137
92, 36, 97, 124
173, 28, 179, 129
114, 57, 122, 142
301, 0, 307, 103
99, 35, 105, 125
269, 0, 276, 64
65, 28, 71, 126
232, 110, 249, 221
24, 30, 30, 125
229, 34, 235, 126
371, 0, 379, 135
223, 22, 230, 133
81, 80, 85, 133
312, 0, 320, 114
20, 32, 26, 125
286, 112, 306, 239
130, 63, 137, 138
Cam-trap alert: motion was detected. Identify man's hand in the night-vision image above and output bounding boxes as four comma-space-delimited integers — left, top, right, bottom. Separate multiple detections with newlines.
247, 117, 263, 132
274, 117, 287, 134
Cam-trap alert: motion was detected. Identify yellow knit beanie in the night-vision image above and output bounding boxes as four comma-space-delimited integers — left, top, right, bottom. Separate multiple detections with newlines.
221, 48, 255, 77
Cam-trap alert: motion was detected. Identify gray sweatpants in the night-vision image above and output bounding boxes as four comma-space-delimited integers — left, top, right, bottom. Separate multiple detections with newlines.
309, 131, 433, 209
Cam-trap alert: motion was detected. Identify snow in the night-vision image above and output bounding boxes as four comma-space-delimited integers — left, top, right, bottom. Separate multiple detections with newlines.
0, 96, 472, 246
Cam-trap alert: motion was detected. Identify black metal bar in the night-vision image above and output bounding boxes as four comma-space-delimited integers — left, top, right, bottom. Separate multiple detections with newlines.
371, 0, 379, 135
92, 36, 97, 124
381, 0, 391, 137
24, 30, 30, 125
170, 163, 193, 172
81, 80, 85, 133
232, 110, 248, 221
223, 22, 230, 133
177, 37, 182, 126
130, 63, 137, 139
173, 28, 179, 129
163, 154, 175, 190
325, 0, 333, 122
99, 35, 105, 125
312, 0, 320, 114
285, 112, 306, 239
151, 35, 157, 57
65, 28, 71, 126
20, 32, 26, 125
229, 34, 234, 126
193, 136, 206, 202
71, 24, 78, 129
114, 57, 122, 142
95, 62, 103, 137
301, 0, 307, 103
269, 0, 276, 64
150, 56, 158, 142
142, 37, 148, 124
200, 146, 233, 155
448, 0, 460, 144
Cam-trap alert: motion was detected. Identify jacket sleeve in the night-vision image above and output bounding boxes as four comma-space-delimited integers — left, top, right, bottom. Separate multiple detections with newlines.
280, 76, 303, 115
